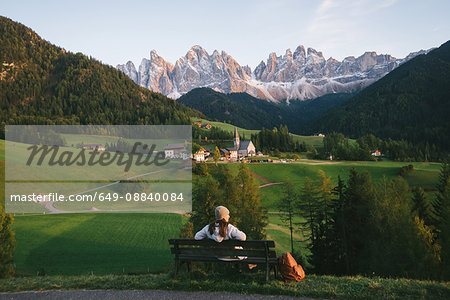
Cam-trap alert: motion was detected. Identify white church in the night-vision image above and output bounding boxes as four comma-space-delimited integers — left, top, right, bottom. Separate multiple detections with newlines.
233, 127, 256, 158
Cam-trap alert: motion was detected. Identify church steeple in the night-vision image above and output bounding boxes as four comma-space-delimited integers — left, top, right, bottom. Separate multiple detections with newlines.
234, 127, 240, 150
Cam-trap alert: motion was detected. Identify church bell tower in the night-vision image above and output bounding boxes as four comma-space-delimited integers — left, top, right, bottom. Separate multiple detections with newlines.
234, 127, 240, 150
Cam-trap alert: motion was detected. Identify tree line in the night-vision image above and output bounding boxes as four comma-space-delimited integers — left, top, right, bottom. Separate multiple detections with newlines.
251, 125, 307, 153
319, 132, 448, 161
279, 163, 450, 280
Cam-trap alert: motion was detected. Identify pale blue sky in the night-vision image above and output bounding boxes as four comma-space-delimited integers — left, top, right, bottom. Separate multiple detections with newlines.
1, 0, 449, 69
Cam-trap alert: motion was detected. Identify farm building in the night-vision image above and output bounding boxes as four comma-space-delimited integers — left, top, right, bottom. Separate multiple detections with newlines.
82, 144, 106, 151
164, 143, 186, 159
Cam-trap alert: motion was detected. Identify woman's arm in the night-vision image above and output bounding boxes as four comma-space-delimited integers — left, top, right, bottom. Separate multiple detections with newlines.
194, 224, 209, 240
228, 224, 246, 241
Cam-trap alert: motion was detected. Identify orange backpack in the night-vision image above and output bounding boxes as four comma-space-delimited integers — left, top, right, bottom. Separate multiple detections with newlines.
278, 252, 305, 281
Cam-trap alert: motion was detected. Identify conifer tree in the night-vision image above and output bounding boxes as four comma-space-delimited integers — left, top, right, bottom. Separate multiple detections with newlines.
431, 162, 450, 229
412, 186, 433, 226
234, 163, 267, 239
215, 165, 240, 224
278, 179, 298, 254
190, 175, 221, 233
0, 205, 15, 278
297, 177, 318, 244
341, 169, 373, 274
433, 162, 450, 279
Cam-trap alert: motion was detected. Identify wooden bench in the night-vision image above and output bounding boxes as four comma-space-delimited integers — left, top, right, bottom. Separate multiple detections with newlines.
168, 239, 278, 282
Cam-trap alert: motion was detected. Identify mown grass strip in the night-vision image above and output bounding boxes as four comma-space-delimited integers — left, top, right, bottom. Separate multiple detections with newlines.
0, 273, 449, 299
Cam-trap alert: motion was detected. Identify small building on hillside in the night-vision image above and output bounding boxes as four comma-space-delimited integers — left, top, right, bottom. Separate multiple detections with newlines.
220, 148, 229, 157
203, 147, 211, 157
164, 143, 186, 159
200, 123, 212, 129
228, 148, 238, 160
82, 144, 106, 151
371, 150, 382, 157
193, 148, 206, 162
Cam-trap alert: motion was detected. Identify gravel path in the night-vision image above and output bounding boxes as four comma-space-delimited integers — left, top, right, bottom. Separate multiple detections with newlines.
0, 290, 313, 300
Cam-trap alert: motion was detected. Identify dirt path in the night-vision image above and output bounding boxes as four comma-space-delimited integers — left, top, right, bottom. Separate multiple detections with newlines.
0, 289, 312, 300
249, 171, 285, 189
293, 160, 339, 165
259, 182, 285, 189
249, 171, 271, 184
266, 223, 304, 240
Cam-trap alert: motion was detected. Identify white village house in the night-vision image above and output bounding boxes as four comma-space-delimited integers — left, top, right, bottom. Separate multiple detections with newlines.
193, 148, 206, 162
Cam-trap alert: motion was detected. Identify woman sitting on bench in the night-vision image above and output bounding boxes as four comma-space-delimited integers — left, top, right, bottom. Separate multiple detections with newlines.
194, 206, 246, 242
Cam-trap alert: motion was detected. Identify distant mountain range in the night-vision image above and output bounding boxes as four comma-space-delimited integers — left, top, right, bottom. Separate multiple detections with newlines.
303, 40, 450, 151
117, 45, 430, 102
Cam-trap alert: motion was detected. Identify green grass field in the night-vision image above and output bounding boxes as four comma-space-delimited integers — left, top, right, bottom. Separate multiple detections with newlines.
12, 213, 185, 276
227, 160, 441, 211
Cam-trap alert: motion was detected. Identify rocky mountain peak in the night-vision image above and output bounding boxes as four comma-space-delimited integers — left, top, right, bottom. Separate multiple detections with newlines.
118, 44, 427, 102
307, 47, 324, 58
293, 45, 306, 60
284, 49, 293, 60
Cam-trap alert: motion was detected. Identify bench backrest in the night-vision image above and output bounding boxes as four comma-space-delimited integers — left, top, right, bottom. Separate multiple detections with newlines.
168, 239, 277, 258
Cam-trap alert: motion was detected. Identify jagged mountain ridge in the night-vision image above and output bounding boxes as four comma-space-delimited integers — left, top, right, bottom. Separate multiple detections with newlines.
302, 40, 450, 151
117, 45, 429, 102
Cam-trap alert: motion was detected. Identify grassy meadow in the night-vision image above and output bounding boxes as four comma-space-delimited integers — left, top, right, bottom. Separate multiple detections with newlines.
224, 160, 441, 211
11, 213, 185, 276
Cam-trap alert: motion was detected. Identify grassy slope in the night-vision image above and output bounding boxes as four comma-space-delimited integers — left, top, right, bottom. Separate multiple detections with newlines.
12, 213, 185, 276
192, 118, 324, 147
1, 139, 186, 275
1, 141, 184, 275
226, 161, 440, 211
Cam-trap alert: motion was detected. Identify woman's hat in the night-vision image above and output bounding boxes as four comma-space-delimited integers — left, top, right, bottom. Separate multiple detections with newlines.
215, 206, 230, 220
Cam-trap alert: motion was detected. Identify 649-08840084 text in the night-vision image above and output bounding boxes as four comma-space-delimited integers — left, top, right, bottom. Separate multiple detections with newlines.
9, 192, 184, 202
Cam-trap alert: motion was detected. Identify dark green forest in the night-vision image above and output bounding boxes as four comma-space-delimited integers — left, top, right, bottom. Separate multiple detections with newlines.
0, 16, 200, 136
303, 40, 450, 152
178, 87, 352, 133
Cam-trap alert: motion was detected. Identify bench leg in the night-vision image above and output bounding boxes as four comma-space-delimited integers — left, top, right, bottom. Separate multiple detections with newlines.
265, 262, 269, 282
174, 258, 179, 279
187, 261, 191, 272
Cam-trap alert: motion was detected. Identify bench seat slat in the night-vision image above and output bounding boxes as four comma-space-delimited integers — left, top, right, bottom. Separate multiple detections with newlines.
177, 255, 279, 264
